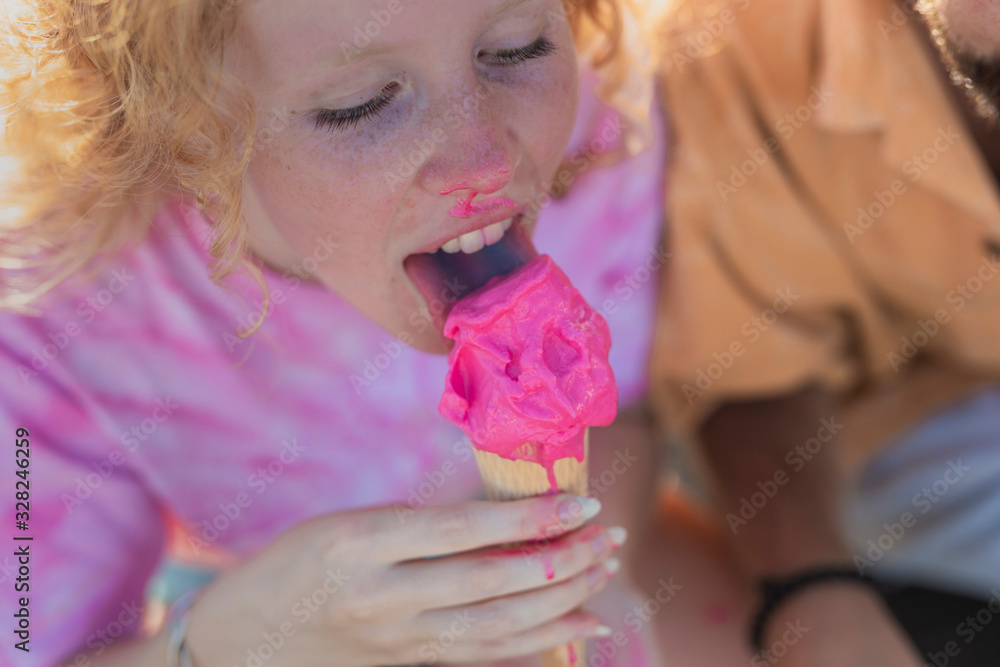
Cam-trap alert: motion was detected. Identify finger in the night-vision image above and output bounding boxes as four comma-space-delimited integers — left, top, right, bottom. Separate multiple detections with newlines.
415, 558, 620, 643
390, 523, 627, 609
434, 610, 609, 664
368, 493, 602, 562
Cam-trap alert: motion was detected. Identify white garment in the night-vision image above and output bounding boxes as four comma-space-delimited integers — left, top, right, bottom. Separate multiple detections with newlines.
844, 386, 1000, 598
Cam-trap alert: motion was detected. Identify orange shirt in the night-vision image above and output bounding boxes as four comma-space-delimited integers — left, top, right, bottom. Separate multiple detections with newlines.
650, 0, 1000, 468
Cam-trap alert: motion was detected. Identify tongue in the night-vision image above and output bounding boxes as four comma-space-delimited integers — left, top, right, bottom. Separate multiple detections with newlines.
404, 219, 538, 337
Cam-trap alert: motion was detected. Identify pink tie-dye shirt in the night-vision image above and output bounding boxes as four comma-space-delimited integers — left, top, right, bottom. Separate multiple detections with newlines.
0, 73, 666, 667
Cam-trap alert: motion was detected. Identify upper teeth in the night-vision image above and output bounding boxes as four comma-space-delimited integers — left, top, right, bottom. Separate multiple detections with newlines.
439, 217, 514, 254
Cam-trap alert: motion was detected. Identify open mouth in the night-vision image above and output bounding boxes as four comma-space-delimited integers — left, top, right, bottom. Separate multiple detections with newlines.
404, 213, 538, 340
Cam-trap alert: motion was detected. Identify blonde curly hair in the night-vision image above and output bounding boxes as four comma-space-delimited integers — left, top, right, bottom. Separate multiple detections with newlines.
0, 0, 651, 324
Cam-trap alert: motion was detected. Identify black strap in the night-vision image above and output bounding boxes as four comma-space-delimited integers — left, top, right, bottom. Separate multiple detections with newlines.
751, 566, 884, 652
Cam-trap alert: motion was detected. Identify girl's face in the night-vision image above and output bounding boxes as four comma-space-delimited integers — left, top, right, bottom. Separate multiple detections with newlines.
226, 0, 580, 354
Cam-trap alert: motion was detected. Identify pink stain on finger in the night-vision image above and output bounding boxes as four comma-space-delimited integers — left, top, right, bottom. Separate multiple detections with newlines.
541, 551, 556, 580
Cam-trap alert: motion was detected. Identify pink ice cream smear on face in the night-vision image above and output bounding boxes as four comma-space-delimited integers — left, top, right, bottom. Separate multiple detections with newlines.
448, 194, 518, 218
438, 254, 618, 484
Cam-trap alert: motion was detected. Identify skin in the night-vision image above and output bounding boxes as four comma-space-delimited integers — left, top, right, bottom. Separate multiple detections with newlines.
917, 0, 1000, 117
923, 0, 1000, 58
226, 0, 579, 354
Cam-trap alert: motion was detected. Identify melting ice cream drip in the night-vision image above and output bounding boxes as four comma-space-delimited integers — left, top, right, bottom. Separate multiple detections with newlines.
438, 254, 618, 490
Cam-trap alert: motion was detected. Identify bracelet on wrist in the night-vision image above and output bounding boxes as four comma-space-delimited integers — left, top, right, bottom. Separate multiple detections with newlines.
749, 565, 883, 653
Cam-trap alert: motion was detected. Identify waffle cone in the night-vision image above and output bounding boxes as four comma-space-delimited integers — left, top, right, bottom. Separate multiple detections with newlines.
472, 429, 589, 667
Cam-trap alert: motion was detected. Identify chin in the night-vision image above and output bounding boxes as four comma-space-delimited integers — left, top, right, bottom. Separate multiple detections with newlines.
361, 295, 454, 356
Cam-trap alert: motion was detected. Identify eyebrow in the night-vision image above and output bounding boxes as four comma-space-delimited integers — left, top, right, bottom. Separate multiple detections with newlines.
328, 0, 541, 68
487, 0, 539, 21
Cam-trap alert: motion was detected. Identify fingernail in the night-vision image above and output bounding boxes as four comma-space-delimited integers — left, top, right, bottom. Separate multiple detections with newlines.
603, 557, 621, 579
593, 625, 613, 637
591, 531, 612, 557
558, 496, 601, 525
579, 496, 602, 522
607, 526, 627, 550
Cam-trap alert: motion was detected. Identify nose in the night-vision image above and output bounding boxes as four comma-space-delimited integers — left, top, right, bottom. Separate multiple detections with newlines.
418, 85, 522, 208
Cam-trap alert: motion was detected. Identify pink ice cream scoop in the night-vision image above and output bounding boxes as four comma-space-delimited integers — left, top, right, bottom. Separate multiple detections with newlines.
438, 254, 618, 484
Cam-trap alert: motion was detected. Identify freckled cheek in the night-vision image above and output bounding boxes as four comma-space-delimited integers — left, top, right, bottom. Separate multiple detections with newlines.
521, 65, 579, 175
247, 136, 395, 260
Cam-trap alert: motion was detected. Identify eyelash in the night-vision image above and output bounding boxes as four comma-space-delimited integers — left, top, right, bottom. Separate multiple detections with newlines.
314, 36, 558, 132
490, 35, 558, 65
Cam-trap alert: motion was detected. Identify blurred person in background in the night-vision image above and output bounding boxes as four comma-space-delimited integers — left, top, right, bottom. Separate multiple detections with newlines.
651, 0, 1000, 664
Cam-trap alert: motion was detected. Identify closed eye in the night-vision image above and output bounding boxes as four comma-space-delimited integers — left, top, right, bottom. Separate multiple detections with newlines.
488, 35, 558, 65
313, 36, 557, 133
314, 83, 398, 132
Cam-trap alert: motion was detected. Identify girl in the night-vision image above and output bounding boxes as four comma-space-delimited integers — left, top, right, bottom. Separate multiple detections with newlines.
0, 1, 747, 665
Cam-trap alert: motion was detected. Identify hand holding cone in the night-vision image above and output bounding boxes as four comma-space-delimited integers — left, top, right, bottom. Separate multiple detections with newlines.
473, 432, 590, 667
